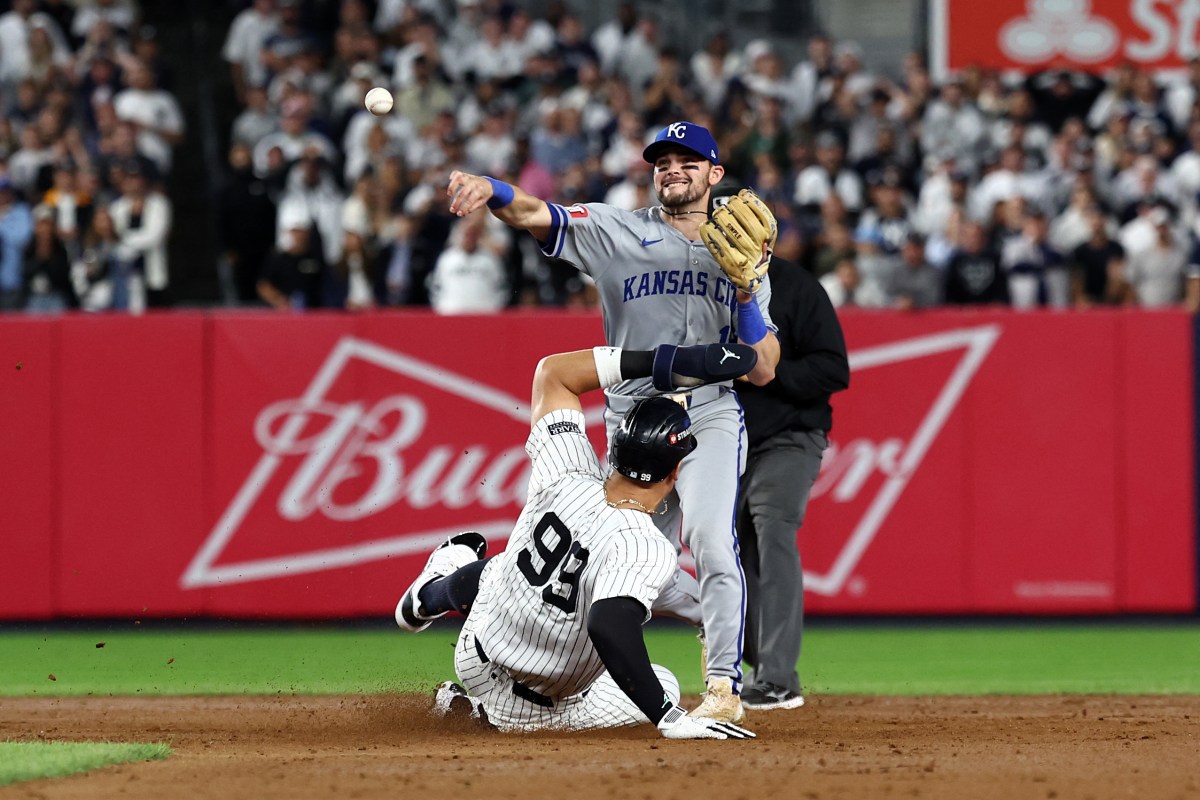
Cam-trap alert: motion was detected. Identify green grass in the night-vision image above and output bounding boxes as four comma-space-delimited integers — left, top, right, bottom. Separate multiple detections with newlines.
1, 622, 1198, 697
0, 741, 170, 786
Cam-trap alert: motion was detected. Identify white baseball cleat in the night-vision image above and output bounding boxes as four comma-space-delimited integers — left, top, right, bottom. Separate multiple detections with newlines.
431, 681, 488, 722
690, 676, 747, 724
395, 532, 487, 633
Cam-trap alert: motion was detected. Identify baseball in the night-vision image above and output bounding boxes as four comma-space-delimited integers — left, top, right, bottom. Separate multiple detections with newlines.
364, 86, 393, 115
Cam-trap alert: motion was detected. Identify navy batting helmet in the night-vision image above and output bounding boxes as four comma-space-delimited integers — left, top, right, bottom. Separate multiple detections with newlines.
609, 397, 698, 483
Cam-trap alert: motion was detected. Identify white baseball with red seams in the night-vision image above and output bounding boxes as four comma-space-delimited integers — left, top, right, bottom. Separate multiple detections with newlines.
364, 87, 393, 115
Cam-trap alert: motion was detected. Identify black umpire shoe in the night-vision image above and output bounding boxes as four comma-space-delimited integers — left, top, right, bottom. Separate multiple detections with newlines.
740, 682, 806, 710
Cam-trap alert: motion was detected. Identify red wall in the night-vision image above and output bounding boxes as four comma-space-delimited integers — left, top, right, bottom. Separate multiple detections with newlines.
0, 309, 1194, 618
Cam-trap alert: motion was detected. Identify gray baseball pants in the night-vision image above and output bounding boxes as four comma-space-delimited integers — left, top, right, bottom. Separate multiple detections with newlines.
737, 427, 826, 694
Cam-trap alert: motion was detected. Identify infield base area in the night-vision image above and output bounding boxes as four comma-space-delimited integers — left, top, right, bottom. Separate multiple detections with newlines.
1, 695, 1196, 799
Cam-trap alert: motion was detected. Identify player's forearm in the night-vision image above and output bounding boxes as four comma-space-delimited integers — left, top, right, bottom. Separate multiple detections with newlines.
531, 350, 601, 423
735, 292, 778, 384
447, 170, 552, 241
745, 331, 779, 385
587, 598, 673, 726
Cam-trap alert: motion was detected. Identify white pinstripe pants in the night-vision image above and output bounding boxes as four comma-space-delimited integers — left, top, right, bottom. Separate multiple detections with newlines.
454, 614, 680, 732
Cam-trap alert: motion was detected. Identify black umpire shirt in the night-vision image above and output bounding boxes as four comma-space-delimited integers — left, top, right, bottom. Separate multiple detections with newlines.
737, 257, 850, 447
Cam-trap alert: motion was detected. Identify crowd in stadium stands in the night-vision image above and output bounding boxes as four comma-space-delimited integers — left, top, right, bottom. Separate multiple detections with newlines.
4, 0, 1200, 315
0, 0, 180, 313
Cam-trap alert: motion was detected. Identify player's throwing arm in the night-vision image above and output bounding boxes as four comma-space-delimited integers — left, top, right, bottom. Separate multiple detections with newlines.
446, 170, 553, 241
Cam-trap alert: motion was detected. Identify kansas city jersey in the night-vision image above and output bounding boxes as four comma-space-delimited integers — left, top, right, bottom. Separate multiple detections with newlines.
470, 409, 677, 700
540, 202, 777, 396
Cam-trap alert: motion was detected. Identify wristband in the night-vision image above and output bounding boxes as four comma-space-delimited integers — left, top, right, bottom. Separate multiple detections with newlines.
484, 177, 515, 209
593, 346, 624, 388
736, 298, 768, 345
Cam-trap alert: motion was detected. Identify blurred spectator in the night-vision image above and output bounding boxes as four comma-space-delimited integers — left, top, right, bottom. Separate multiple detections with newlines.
642, 47, 689, 127
1167, 58, 1200, 132
529, 106, 587, 176
110, 162, 172, 306
0, 178, 34, 310
1049, 183, 1103, 254
794, 131, 863, 215
464, 110, 517, 177
811, 222, 855, 278
1070, 206, 1125, 307
72, 0, 137, 44
112, 58, 185, 174
853, 170, 913, 307
891, 233, 942, 310
252, 96, 336, 176
222, 0, 279, 103
604, 163, 653, 211
258, 206, 328, 310
231, 86, 278, 148
8, 126, 54, 196
218, 142, 277, 304
276, 147, 345, 266
331, 229, 379, 311
945, 221, 1007, 305
818, 256, 859, 308
0, 0, 71, 87
393, 55, 455, 132
591, 1, 637, 76
727, 94, 790, 181
690, 33, 741, 114
791, 33, 835, 123
23, 203, 75, 312
921, 74, 986, 176
427, 213, 508, 314
555, 14, 599, 84
1122, 207, 1199, 309
1001, 210, 1067, 309
40, 161, 94, 247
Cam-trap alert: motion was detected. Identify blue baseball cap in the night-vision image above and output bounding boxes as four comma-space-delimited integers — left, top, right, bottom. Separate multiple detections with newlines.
643, 121, 720, 165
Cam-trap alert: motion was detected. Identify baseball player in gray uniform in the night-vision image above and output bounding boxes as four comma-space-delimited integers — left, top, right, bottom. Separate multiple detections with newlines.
396, 342, 759, 738
446, 122, 781, 723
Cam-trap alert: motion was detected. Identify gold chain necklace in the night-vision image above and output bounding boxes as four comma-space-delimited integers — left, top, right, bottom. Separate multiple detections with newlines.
605, 496, 666, 516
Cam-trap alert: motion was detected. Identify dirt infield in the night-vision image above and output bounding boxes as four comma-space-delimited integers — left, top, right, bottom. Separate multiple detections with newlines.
1, 694, 1197, 799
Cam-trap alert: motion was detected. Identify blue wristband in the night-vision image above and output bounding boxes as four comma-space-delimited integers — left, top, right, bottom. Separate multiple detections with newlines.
736, 299, 768, 345
484, 177, 515, 209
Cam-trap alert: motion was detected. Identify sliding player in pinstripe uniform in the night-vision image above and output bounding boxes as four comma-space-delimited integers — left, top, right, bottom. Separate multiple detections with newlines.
395, 342, 758, 738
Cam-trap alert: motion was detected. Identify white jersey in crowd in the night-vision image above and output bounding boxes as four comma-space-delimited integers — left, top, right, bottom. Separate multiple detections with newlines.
427, 246, 508, 315
469, 409, 677, 700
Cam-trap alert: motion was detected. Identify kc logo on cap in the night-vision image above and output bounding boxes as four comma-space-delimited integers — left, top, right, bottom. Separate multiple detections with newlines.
643, 121, 720, 166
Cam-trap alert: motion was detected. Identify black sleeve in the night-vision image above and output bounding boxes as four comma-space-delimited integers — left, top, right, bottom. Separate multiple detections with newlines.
769, 273, 850, 403
587, 597, 674, 726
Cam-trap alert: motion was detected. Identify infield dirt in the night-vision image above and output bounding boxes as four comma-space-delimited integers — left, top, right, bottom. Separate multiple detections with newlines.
1, 695, 1197, 799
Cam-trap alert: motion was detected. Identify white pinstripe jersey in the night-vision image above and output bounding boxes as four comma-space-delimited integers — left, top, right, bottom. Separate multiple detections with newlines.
471, 409, 677, 700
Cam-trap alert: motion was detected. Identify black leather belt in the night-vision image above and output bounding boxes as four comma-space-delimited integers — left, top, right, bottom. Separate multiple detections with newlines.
473, 636, 554, 708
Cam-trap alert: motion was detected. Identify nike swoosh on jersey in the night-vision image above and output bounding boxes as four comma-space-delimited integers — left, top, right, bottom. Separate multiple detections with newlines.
640, 238, 664, 247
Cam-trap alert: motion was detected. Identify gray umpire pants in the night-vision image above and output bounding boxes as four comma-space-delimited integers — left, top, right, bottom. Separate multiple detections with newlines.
737, 427, 827, 694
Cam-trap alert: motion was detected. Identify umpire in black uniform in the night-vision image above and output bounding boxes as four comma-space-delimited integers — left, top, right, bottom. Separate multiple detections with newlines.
736, 253, 849, 710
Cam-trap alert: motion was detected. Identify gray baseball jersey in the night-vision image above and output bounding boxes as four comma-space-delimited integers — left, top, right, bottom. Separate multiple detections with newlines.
541, 202, 777, 394
457, 408, 681, 729
539, 201, 775, 692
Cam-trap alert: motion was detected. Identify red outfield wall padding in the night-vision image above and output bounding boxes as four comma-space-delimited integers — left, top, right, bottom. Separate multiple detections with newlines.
0, 309, 1193, 618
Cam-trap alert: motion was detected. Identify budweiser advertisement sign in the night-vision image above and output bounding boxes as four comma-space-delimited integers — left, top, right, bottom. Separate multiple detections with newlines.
0, 311, 1194, 618
932, 0, 1200, 76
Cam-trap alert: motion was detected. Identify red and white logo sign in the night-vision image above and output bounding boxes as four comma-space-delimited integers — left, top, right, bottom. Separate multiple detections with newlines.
182, 336, 604, 589
184, 325, 1001, 603
801, 324, 999, 596
933, 0, 1200, 76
